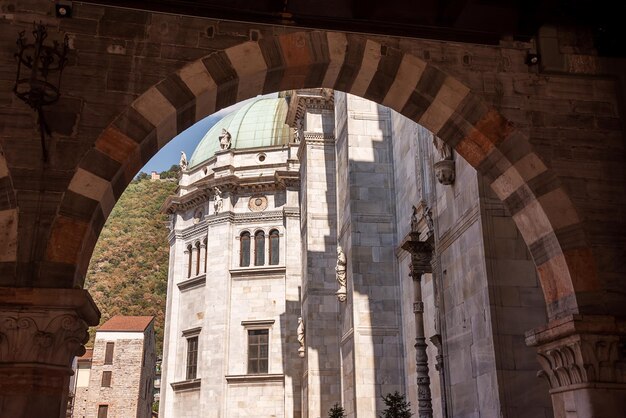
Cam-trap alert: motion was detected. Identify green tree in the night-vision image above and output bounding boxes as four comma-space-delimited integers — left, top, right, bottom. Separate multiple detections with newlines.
379, 392, 412, 418
328, 403, 346, 418
85, 177, 177, 355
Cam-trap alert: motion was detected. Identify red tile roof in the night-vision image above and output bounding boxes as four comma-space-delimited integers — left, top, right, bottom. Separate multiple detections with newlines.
98, 315, 154, 332
78, 348, 93, 362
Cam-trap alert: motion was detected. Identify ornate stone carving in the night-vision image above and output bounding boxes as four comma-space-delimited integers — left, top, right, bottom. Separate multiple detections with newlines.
248, 195, 268, 212
535, 334, 626, 389
193, 209, 203, 224
179, 151, 188, 171
213, 187, 223, 214
219, 128, 232, 150
0, 313, 89, 366
434, 160, 455, 185
335, 245, 347, 302
402, 231, 435, 418
297, 317, 305, 358
432, 136, 455, 185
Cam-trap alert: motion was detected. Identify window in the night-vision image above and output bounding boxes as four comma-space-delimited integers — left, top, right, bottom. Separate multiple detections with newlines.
240, 232, 250, 267
187, 244, 193, 278
195, 241, 201, 276
104, 342, 114, 365
269, 229, 279, 265
101, 371, 112, 387
247, 329, 269, 374
97, 405, 108, 418
254, 230, 265, 266
186, 336, 198, 380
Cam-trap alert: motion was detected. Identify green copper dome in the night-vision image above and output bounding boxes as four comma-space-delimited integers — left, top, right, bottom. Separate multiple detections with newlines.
189, 97, 292, 168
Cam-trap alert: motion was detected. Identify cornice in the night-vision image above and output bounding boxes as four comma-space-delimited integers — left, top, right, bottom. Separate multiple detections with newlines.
162, 172, 301, 214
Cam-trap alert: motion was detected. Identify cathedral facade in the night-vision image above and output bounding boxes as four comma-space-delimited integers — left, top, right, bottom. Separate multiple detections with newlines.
160, 89, 551, 418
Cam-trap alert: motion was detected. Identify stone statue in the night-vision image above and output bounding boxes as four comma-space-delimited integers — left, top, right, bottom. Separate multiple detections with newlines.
213, 186, 223, 214
433, 136, 452, 161
293, 118, 303, 143
411, 205, 419, 232
335, 245, 347, 302
179, 151, 188, 171
219, 128, 232, 150
297, 317, 305, 358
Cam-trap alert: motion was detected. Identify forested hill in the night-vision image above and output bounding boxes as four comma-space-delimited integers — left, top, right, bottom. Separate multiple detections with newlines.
85, 175, 178, 355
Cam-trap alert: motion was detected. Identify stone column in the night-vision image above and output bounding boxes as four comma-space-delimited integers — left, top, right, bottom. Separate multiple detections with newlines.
200, 241, 207, 274
525, 315, 626, 418
401, 232, 434, 418
0, 287, 100, 418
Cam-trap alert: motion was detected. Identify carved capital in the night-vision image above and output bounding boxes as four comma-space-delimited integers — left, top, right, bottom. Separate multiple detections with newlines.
526, 315, 626, 390
0, 288, 100, 368
401, 232, 433, 278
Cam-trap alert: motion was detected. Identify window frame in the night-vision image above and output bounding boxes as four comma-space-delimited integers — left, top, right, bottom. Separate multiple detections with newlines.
269, 229, 279, 265
239, 231, 251, 267
254, 230, 265, 266
97, 405, 108, 418
185, 336, 199, 380
241, 319, 274, 375
104, 342, 114, 365
101, 370, 112, 387
247, 329, 269, 375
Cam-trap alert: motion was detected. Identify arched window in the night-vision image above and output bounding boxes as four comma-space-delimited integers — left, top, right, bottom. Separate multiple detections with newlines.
195, 241, 201, 276
255, 230, 265, 266
269, 229, 279, 265
186, 244, 193, 278
240, 232, 251, 267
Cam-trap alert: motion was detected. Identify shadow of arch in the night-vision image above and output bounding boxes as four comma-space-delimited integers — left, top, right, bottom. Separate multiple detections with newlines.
48, 30, 596, 320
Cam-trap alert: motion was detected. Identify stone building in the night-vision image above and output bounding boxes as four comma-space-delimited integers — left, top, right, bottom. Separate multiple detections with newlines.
70, 316, 157, 418
160, 88, 553, 417
1, 2, 625, 418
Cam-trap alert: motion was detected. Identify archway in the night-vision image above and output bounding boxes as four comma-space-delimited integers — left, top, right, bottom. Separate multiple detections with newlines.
52, 32, 590, 321
1, 22, 622, 417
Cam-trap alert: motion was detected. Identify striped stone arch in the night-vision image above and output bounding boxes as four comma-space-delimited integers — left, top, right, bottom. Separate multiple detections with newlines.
48, 31, 596, 319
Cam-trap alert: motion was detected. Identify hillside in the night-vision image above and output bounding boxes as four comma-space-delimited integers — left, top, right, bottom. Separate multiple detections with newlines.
85, 176, 177, 355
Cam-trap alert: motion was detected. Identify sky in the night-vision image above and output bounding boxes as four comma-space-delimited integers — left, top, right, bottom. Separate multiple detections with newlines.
140, 94, 276, 175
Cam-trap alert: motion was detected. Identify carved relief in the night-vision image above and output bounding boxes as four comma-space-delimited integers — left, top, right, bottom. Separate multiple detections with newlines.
297, 317, 305, 358
218, 128, 232, 150
535, 334, 626, 389
335, 246, 347, 302
248, 195, 268, 212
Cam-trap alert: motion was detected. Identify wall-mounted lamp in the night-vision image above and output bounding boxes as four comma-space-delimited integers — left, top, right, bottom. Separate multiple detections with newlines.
525, 52, 540, 66
14, 23, 69, 161
55, 3, 72, 18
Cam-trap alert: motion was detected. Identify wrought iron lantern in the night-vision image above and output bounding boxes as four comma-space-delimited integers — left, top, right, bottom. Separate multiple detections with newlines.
14, 23, 69, 161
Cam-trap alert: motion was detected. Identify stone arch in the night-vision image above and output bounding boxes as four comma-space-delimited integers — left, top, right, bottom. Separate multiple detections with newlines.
48, 31, 595, 319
